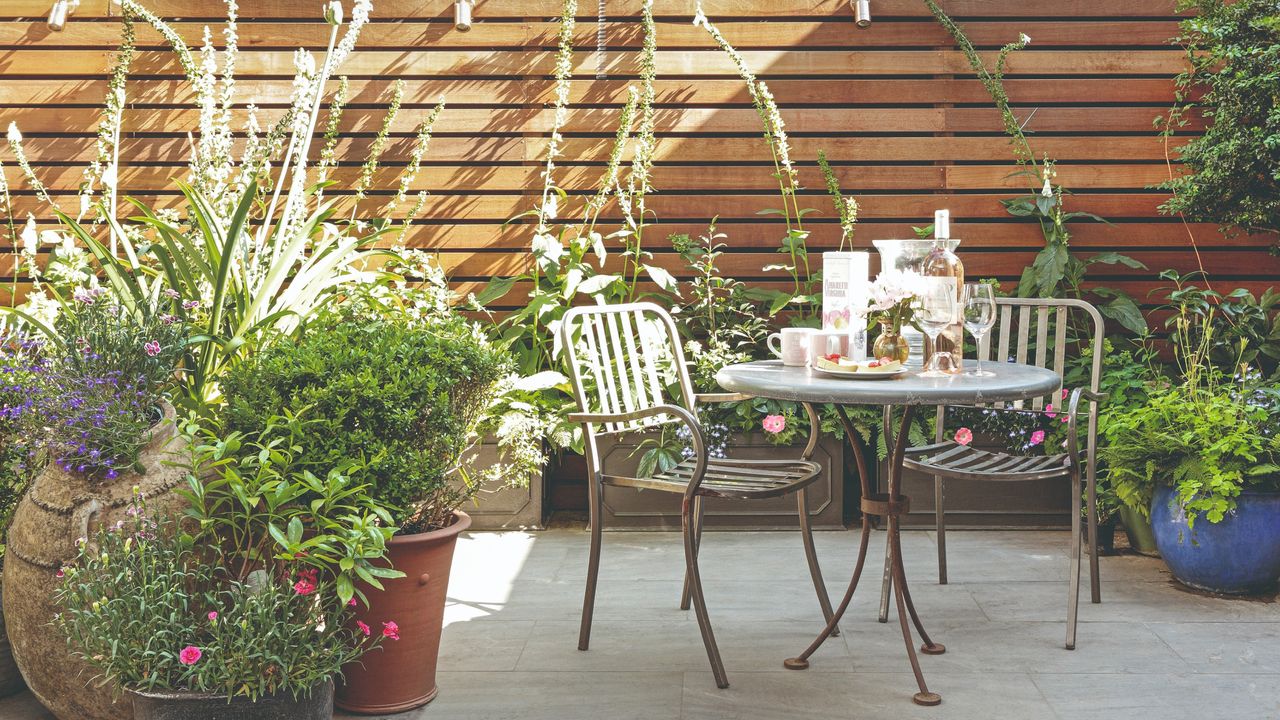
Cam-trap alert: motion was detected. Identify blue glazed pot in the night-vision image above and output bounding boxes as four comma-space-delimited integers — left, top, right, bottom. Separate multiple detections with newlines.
1151, 485, 1280, 595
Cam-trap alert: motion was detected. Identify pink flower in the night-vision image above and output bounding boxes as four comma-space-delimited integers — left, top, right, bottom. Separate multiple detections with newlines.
1061, 388, 1069, 400
163, 288, 181, 300
293, 578, 316, 596
143, 340, 161, 357
348, 598, 357, 607
762, 414, 786, 434
160, 314, 178, 325
178, 646, 202, 665
182, 300, 200, 311
382, 621, 400, 641
1029, 430, 1046, 446
356, 621, 370, 637
55, 567, 65, 578
954, 427, 973, 446
1044, 403, 1056, 419
207, 611, 218, 621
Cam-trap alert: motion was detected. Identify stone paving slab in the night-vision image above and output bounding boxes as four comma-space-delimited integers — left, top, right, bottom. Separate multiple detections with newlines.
0, 528, 1275, 720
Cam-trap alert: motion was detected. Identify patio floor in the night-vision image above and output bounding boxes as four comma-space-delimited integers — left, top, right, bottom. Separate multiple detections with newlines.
2, 528, 1278, 719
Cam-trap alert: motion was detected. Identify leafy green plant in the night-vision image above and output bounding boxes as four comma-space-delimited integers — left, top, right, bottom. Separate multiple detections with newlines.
54, 505, 382, 702
1159, 0, 1280, 235
1101, 275, 1280, 525
179, 412, 402, 606
220, 307, 505, 533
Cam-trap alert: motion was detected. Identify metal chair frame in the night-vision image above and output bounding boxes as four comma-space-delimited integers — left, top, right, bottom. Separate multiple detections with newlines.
561, 302, 839, 689
882, 297, 1106, 650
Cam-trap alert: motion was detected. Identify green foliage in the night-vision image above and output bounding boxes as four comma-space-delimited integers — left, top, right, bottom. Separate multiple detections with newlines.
1156, 270, 1280, 380
179, 412, 402, 607
220, 309, 505, 532
1159, 0, 1280, 234
54, 508, 377, 701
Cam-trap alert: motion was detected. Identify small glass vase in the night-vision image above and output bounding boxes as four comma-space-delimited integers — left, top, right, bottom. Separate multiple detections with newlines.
872, 321, 910, 363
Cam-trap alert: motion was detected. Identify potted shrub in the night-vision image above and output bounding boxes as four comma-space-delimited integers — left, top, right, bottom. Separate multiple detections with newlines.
0, 329, 40, 698
219, 285, 506, 713
1102, 275, 1280, 593
53, 481, 392, 720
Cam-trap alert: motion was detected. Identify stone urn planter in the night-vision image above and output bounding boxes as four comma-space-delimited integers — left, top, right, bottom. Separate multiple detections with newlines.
337, 511, 471, 714
1151, 485, 1280, 595
2, 403, 189, 720
0, 586, 23, 699
131, 678, 334, 720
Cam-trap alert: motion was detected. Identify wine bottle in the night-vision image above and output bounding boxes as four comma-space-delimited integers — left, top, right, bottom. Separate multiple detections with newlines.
921, 209, 964, 373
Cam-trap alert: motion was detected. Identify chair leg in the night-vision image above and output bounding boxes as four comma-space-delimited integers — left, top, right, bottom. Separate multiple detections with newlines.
683, 496, 728, 689
877, 530, 893, 623
578, 480, 604, 652
1066, 466, 1084, 651
935, 474, 948, 585
1086, 466, 1102, 605
680, 495, 705, 611
796, 487, 839, 636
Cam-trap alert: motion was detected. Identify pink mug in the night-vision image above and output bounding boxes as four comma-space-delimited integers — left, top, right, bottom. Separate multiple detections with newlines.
807, 331, 849, 365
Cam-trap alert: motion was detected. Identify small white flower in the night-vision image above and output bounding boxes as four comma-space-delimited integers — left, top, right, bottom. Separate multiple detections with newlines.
101, 163, 118, 190
543, 195, 559, 220
324, 0, 344, 25
1041, 176, 1053, 198
1020, 33, 1031, 45
19, 216, 37, 256
5, 123, 21, 143
693, 6, 707, 27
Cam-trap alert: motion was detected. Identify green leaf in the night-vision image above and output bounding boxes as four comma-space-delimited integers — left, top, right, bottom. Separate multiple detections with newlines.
1097, 293, 1149, 336
286, 517, 303, 546
474, 276, 517, 306
642, 265, 679, 294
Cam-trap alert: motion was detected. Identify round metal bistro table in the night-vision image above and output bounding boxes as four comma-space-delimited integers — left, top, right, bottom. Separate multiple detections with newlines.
715, 360, 1061, 706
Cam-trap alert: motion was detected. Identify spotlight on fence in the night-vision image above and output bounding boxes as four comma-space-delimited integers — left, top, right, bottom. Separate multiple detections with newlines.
455, 0, 474, 32
48, 0, 79, 32
854, 0, 872, 28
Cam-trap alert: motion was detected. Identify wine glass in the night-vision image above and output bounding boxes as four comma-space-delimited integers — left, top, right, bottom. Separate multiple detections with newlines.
962, 283, 997, 377
915, 281, 957, 378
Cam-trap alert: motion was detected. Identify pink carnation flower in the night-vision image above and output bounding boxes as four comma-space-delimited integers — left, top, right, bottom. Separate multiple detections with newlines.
1044, 403, 1056, 419
356, 621, 370, 637
762, 414, 786, 434
954, 427, 973, 446
382, 621, 400, 641
1029, 430, 1046, 446
207, 611, 218, 622
178, 646, 202, 665
143, 340, 161, 357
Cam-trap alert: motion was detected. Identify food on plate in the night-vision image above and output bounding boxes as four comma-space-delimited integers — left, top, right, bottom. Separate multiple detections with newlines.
813, 355, 904, 374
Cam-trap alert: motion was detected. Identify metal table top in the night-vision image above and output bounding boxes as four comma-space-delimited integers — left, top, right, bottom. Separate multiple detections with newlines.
716, 360, 1061, 406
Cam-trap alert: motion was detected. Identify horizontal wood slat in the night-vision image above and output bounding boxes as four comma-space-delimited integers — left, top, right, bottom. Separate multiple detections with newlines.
0, 0, 1273, 315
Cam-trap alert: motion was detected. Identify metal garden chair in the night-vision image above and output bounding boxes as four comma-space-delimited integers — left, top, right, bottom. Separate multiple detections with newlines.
887, 297, 1105, 650
561, 302, 838, 689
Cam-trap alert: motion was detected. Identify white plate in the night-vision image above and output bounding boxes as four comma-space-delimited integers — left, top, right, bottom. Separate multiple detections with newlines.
810, 365, 909, 380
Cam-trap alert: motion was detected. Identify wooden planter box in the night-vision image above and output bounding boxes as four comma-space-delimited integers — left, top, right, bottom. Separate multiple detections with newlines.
456, 438, 545, 530
593, 431, 848, 530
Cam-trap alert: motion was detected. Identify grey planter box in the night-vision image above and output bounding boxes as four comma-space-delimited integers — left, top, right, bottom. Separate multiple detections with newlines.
457, 438, 545, 530
594, 431, 847, 530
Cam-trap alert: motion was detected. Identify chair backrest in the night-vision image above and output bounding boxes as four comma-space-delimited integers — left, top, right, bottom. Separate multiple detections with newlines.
560, 302, 696, 443
975, 297, 1104, 412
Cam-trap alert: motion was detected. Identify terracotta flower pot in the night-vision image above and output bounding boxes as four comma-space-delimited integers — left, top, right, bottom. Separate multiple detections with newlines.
130, 678, 334, 720
2, 403, 189, 720
336, 511, 471, 715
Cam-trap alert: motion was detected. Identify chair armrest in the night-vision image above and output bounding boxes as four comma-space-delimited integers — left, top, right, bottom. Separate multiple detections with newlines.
567, 404, 710, 497
1065, 388, 1106, 463
695, 392, 752, 404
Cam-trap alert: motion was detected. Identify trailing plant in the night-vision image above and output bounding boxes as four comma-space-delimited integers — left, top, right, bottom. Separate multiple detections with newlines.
1158, 0, 1280, 236
923, 0, 1146, 337
55, 501, 388, 702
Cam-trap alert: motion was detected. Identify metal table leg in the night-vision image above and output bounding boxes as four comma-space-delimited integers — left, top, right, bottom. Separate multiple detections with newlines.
785, 404, 945, 707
